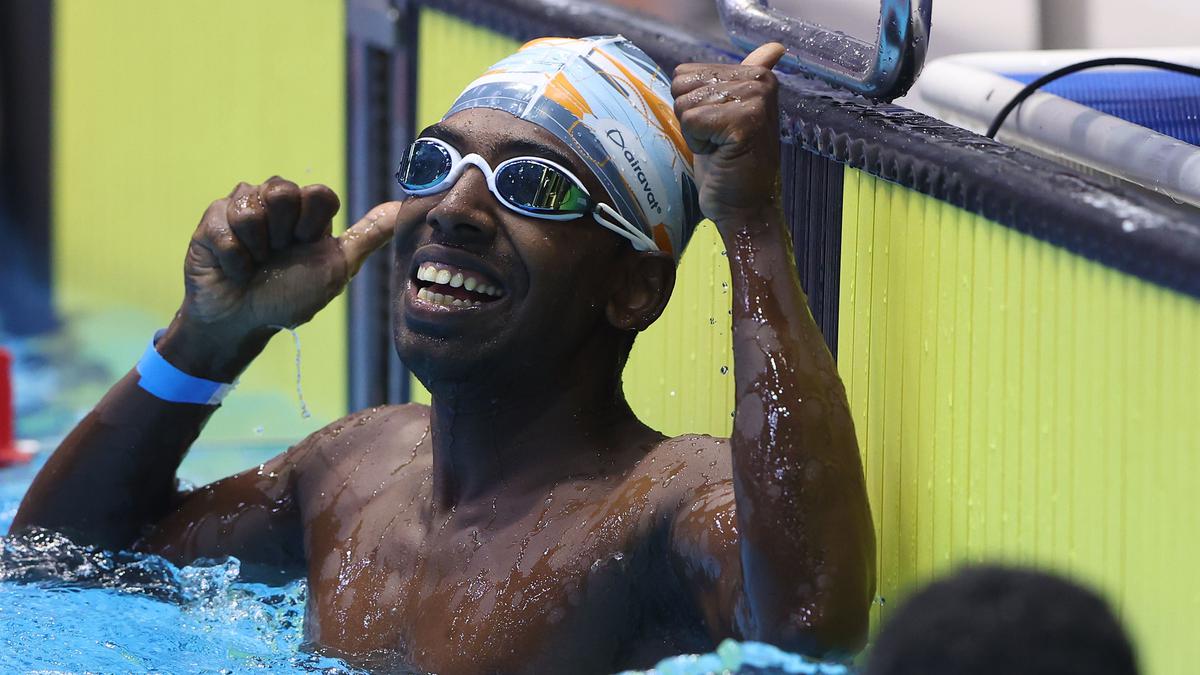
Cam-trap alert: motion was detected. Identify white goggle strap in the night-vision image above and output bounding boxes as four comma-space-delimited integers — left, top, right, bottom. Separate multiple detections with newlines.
593, 202, 660, 252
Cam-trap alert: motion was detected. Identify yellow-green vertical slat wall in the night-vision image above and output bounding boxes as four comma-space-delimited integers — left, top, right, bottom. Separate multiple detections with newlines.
840, 168, 1200, 675
413, 9, 736, 436
53, 0, 347, 442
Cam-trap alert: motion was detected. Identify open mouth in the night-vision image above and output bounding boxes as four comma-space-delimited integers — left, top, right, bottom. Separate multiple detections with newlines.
412, 261, 506, 309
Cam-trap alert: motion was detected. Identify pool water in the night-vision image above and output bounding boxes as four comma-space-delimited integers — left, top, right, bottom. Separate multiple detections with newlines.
0, 338, 850, 674
0, 452, 364, 674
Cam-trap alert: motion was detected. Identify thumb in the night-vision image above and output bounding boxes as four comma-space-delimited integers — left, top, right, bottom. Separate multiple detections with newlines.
339, 201, 403, 275
741, 42, 786, 69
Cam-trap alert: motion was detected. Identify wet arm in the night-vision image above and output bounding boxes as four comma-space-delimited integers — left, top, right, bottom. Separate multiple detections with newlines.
9, 326, 278, 552
720, 205, 874, 654
669, 45, 874, 655
13, 179, 397, 556
137, 446, 306, 573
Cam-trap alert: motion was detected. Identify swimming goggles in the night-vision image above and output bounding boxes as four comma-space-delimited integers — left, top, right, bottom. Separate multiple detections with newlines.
395, 137, 659, 252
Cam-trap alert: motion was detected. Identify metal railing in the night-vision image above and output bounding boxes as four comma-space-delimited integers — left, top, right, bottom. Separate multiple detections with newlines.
716, 0, 932, 100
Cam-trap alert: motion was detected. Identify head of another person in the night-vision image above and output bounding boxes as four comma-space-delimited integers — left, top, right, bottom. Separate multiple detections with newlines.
865, 565, 1139, 675
390, 36, 703, 391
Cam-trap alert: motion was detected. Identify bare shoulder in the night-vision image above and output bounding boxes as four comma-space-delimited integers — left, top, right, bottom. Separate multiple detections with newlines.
646, 433, 731, 482
632, 433, 733, 510
647, 434, 740, 566
623, 433, 738, 571
293, 403, 431, 478
653, 433, 730, 460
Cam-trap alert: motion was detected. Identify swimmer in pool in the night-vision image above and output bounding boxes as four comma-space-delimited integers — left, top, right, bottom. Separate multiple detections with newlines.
13, 38, 874, 673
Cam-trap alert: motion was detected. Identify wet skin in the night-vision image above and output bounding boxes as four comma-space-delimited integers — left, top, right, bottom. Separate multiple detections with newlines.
13, 45, 874, 673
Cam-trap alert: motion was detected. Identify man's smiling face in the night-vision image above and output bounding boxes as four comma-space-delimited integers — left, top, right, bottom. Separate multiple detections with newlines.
391, 107, 639, 388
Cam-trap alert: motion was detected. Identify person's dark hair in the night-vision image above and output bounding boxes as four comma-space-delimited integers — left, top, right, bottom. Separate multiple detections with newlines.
865, 565, 1138, 675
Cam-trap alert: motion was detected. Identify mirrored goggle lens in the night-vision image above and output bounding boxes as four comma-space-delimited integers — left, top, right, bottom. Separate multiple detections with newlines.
496, 160, 590, 215
395, 140, 452, 191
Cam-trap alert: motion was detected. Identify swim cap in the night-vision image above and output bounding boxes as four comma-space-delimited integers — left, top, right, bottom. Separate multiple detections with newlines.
444, 36, 703, 261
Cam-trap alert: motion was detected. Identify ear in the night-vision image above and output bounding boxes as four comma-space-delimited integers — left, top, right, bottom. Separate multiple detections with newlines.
605, 250, 676, 332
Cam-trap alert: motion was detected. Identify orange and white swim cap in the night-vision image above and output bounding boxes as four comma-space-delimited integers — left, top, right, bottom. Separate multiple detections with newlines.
445, 36, 704, 261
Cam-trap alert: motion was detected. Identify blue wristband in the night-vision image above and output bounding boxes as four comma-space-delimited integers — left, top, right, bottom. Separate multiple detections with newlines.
136, 330, 235, 405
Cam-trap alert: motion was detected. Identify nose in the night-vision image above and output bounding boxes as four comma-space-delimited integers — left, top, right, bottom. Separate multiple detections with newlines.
425, 165, 497, 245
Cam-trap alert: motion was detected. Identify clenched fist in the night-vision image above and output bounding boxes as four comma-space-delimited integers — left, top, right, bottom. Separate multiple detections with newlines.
672, 43, 787, 226
159, 177, 401, 381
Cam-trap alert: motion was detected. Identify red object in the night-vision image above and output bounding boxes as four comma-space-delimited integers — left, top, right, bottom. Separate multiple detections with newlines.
0, 347, 31, 466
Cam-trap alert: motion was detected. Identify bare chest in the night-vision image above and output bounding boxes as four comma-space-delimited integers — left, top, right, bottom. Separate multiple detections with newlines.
300, 475, 674, 673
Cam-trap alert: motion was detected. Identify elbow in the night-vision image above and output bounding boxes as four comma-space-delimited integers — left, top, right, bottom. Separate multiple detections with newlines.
754, 560, 876, 658
755, 592, 871, 660
770, 594, 872, 659
741, 489, 878, 658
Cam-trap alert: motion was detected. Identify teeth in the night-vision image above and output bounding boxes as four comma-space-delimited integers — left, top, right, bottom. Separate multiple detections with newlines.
415, 262, 504, 300
415, 284, 481, 309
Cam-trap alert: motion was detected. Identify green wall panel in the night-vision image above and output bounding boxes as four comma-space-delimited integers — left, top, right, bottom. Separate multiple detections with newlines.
839, 167, 1200, 674
53, 0, 348, 442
